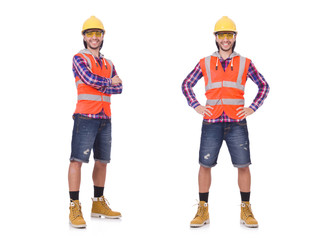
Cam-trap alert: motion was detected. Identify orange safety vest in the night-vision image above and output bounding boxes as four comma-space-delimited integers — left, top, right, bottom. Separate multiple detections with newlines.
74, 50, 113, 117
200, 53, 251, 120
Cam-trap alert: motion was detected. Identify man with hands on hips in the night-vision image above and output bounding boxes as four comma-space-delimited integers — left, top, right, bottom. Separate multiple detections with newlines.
182, 16, 269, 228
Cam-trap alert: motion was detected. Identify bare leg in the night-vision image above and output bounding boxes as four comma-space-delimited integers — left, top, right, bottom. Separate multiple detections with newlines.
198, 166, 212, 193
92, 161, 107, 187
68, 161, 83, 191
238, 166, 251, 192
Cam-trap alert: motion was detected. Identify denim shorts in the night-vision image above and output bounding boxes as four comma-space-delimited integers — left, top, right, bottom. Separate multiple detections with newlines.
70, 115, 112, 164
199, 119, 251, 168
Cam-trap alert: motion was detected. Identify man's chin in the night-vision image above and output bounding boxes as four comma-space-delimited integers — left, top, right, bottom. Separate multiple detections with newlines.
88, 43, 101, 50
89, 46, 100, 50
220, 47, 232, 52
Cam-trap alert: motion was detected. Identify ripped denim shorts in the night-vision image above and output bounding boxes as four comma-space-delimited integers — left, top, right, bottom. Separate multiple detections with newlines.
199, 119, 251, 168
70, 114, 111, 164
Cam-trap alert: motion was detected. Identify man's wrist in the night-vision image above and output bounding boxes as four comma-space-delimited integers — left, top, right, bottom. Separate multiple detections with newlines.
191, 101, 200, 109
248, 104, 257, 112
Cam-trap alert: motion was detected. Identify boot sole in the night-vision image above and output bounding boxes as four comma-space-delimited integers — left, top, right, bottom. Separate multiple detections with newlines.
69, 221, 87, 228
91, 213, 122, 219
190, 219, 210, 228
240, 219, 258, 228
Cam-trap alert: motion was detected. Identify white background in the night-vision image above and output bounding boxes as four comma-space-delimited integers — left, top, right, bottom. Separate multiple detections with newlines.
1, 0, 323, 239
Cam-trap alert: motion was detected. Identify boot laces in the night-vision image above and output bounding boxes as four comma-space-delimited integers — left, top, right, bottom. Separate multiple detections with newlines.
99, 197, 111, 210
242, 203, 254, 218
193, 200, 206, 218
196, 205, 205, 217
70, 201, 83, 219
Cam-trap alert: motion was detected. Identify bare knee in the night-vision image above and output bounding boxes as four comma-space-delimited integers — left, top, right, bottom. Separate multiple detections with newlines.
70, 161, 83, 169
238, 167, 250, 178
199, 165, 211, 174
94, 161, 107, 169
238, 166, 250, 173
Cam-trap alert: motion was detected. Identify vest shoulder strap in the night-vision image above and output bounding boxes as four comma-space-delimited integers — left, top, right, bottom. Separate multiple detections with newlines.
104, 58, 113, 69
78, 53, 92, 69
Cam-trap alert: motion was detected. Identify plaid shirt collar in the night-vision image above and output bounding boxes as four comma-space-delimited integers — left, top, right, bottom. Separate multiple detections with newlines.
79, 48, 104, 59
211, 51, 240, 61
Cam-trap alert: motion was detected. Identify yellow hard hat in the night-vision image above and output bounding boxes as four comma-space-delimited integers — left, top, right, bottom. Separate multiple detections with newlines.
214, 16, 237, 33
82, 16, 105, 34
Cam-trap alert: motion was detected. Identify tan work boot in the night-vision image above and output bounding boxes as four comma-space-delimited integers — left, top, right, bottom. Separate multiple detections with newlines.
190, 201, 210, 227
91, 196, 121, 219
69, 200, 87, 228
240, 202, 258, 228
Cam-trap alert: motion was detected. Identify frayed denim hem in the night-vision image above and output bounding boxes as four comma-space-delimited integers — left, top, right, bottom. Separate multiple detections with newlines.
70, 157, 89, 164
199, 162, 217, 168
234, 163, 251, 168
94, 158, 111, 164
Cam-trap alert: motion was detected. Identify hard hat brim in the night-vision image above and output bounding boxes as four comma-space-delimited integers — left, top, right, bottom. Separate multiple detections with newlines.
82, 28, 106, 35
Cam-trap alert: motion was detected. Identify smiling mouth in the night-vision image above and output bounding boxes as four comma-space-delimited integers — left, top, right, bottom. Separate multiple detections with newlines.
87, 40, 101, 50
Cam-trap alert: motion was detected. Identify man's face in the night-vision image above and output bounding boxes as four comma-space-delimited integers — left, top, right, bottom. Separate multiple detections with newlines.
215, 31, 236, 52
83, 29, 104, 50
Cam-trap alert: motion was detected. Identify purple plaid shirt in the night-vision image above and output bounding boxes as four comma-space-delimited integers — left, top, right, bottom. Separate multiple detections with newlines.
72, 51, 123, 119
182, 52, 269, 122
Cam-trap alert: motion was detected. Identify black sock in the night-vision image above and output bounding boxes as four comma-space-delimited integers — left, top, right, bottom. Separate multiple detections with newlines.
94, 186, 104, 197
199, 192, 209, 203
69, 191, 79, 201
240, 192, 250, 202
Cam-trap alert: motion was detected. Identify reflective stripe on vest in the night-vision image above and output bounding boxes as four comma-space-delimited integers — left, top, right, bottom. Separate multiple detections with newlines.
78, 94, 111, 103
80, 53, 92, 69
206, 99, 245, 106
105, 59, 113, 76
80, 53, 113, 79
75, 79, 83, 88
204, 56, 246, 91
